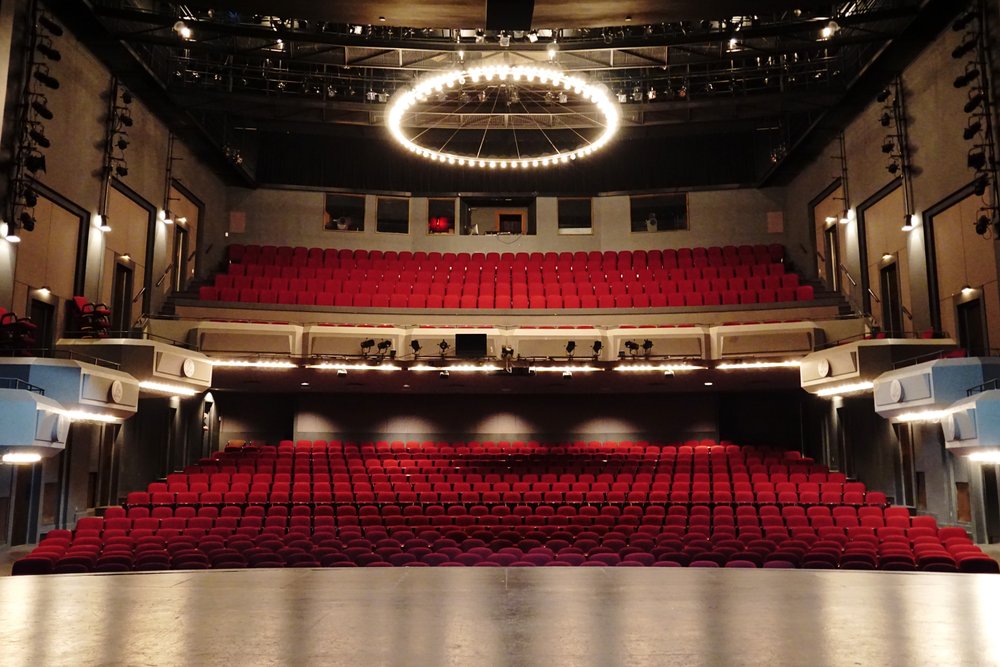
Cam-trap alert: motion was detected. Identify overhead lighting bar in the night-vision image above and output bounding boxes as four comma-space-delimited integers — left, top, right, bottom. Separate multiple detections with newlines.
409, 364, 502, 373
138, 380, 199, 397
892, 410, 950, 423
716, 360, 802, 370
815, 381, 874, 397
386, 65, 619, 168
210, 359, 297, 369
307, 363, 401, 372
529, 365, 602, 373
613, 363, 706, 373
967, 450, 1000, 464
2, 452, 43, 465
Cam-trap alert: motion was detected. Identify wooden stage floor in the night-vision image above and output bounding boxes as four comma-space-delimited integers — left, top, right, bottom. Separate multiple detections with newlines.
1, 568, 998, 666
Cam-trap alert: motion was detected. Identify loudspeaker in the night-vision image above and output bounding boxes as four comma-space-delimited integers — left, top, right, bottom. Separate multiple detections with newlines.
486, 0, 535, 31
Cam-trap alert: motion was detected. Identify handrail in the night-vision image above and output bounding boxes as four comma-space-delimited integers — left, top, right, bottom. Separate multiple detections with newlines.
155, 264, 174, 288
838, 263, 857, 287
967, 378, 1000, 397
901, 304, 912, 320
867, 288, 880, 304
0, 377, 45, 394
132, 286, 146, 304
0, 347, 121, 369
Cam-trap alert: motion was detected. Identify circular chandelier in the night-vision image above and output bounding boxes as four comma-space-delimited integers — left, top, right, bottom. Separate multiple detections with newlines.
386, 64, 620, 168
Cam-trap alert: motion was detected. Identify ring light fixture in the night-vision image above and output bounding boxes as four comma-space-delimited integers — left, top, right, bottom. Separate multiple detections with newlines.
386, 64, 620, 168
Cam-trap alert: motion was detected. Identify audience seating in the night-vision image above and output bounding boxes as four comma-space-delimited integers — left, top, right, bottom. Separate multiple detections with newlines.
0, 307, 38, 351
195, 245, 816, 310
14, 439, 996, 574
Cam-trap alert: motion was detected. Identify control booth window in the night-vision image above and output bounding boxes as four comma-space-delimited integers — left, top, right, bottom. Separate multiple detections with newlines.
323, 193, 366, 231
558, 197, 593, 235
459, 196, 537, 235
630, 193, 688, 232
376, 197, 409, 234
428, 197, 456, 235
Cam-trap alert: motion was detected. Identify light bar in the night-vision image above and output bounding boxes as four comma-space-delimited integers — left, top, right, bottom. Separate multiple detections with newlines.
815, 381, 875, 397
307, 363, 401, 372
614, 363, 706, 373
717, 360, 802, 370
968, 450, 1000, 464
138, 380, 199, 397
410, 364, 502, 373
386, 65, 619, 168
2, 452, 43, 464
529, 365, 602, 373
892, 410, 950, 423
210, 359, 297, 369
59, 410, 121, 423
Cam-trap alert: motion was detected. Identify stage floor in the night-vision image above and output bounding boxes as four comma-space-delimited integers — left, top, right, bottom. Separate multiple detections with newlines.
1, 568, 998, 666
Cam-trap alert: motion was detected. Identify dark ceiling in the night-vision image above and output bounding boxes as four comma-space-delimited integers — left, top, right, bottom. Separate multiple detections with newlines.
49, 0, 964, 191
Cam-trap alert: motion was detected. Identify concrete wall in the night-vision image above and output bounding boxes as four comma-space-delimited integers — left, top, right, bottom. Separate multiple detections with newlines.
224, 186, 790, 257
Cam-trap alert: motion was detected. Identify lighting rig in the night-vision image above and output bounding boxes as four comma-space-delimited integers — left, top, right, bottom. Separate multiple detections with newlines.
876, 77, 916, 232
96, 79, 134, 233
951, 2, 1000, 236
5, 8, 62, 243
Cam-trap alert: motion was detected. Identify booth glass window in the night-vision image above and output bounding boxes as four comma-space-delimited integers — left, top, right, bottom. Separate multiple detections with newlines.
558, 197, 593, 235
630, 193, 688, 232
324, 194, 365, 231
376, 197, 409, 234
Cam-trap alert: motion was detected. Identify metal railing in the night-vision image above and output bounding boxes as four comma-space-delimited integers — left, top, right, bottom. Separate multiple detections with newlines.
0, 377, 45, 394
0, 347, 120, 369
967, 378, 1000, 397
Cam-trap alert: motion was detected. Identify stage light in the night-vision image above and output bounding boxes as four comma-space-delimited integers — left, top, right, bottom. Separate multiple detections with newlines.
968, 149, 986, 170
410, 340, 421, 356
591, 341, 603, 359
624, 340, 640, 356
376, 339, 392, 354
879, 111, 891, 127
876, 88, 891, 103
527, 30, 538, 43
29, 126, 50, 148
115, 164, 128, 177
501, 345, 514, 359
38, 15, 63, 36
22, 187, 38, 207
37, 42, 61, 61
964, 120, 982, 140
953, 39, 977, 59
24, 153, 46, 173
116, 136, 129, 150
2, 453, 43, 465
565, 341, 576, 357
881, 139, 895, 154
31, 98, 53, 120
975, 214, 991, 235
121, 91, 133, 104
974, 175, 989, 196
173, 20, 193, 39
438, 340, 450, 356
641, 339, 653, 355
360, 339, 375, 355
901, 214, 914, 232
33, 69, 59, 89
562, 371, 573, 379
19, 211, 35, 232
97, 215, 112, 233
964, 92, 984, 113
886, 162, 900, 175
499, 32, 510, 47
439, 370, 450, 378
954, 67, 980, 88
119, 113, 133, 127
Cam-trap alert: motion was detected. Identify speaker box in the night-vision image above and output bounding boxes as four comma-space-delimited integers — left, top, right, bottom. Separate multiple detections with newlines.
486, 0, 535, 31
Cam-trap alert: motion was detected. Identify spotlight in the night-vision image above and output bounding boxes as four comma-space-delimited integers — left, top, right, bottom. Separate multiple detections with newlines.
820, 21, 839, 39
97, 215, 111, 232
410, 340, 421, 356
19, 211, 35, 232
499, 32, 510, 47
565, 341, 576, 358
964, 120, 983, 140
592, 341, 602, 359
886, 162, 900, 175
119, 113, 133, 127
527, 30, 538, 43
624, 340, 640, 356
37, 42, 61, 61
953, 11, 977, 32
121, 91, 133, 105
439, 370, 450, 378
879, 112, 892, 127
33, 69, 60, 89
964, 92, 984, 114
968, 149, 987, 170
876, 88, 891, 103
953, 39, 977, 59
901, 214, 914, 232
976, 213, 991, 235
115, 164, 128, 177
438, 340, 450, 356
955, 67, 980, 88
501, 345, 514, 359
376, 339, 392, 354
28, 126, 50, 148
642, 339, 654, 355
24, 153, 46, 173
173, 20, 193, 40
38, 15, 63, 36
974, 175, 989, 196
360, 338, 375, 355
22, 187, 38, 207
881, 139, 895, 154
116, 136, 129, 150
30, 98, 53, 120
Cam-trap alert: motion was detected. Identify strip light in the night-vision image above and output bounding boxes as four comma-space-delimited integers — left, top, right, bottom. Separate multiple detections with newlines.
815, 381, 874, 397
59, 409, 121, 423
386, 65, 620, 168
410, 364, 502, 373
138, 380, 199, 397
893, 410, 950, 423
210, 359, 297, 369
529, 365, 602, 373
613, 363, 706, 373
307, 363, 401, 372
717, 360, 802, 370
968, 450, 1000, 463
2, 453, 43, 464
